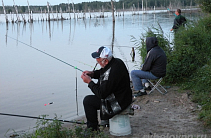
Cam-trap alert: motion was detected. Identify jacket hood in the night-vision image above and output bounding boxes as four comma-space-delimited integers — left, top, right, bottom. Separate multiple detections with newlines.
146, 37, 158, 52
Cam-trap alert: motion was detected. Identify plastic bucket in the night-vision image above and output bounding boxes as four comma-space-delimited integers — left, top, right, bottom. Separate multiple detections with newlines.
109, 114, 131, 136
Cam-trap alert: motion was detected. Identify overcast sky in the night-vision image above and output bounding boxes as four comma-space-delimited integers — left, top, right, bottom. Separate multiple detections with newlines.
2, 0, 111, 6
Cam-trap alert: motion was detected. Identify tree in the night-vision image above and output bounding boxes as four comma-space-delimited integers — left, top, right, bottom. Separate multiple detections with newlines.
21, 6, 26, 13
198, 0, 211, 13
8, 9, 12, 13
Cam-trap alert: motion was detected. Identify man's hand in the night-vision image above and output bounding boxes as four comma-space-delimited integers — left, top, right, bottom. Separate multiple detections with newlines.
83, 71, 94, 78
81, 72, 92, 84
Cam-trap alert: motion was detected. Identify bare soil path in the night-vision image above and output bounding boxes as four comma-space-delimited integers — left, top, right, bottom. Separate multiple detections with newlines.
64, 86, 211, 138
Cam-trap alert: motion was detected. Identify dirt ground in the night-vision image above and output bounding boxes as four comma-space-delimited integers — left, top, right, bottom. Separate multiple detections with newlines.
63, 86, 211, 138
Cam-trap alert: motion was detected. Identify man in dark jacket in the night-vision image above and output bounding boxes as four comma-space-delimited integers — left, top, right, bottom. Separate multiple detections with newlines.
170, 9, 187, 32
131, 37, 167, 97
81, 46, 132, 131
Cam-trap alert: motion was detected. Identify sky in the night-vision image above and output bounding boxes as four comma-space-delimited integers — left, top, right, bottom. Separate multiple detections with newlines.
2, 0, 111, 6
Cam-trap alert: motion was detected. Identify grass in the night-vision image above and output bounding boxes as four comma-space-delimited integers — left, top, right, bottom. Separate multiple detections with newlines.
6, 115, 108, 138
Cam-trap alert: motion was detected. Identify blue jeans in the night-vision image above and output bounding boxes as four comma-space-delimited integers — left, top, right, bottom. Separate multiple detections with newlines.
131, 70, 159, 91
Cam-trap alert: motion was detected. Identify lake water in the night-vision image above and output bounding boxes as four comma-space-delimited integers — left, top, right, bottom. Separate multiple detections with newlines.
0, 10, 201, 137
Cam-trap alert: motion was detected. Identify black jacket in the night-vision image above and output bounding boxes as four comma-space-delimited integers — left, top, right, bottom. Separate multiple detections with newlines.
142, 37, 167, 77
88, 57, 132, 114
172, 14, 187, 30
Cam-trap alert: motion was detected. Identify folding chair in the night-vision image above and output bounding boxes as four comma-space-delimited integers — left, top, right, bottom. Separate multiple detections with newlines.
148, 77, 167, 95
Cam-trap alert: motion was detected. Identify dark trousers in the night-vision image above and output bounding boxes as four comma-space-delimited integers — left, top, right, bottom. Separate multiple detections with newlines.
83, 95, 101, 130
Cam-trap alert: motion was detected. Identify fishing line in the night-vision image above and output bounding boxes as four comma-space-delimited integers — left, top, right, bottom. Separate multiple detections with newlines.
7, 35, 83, 72
0, 113, 85, 124
75, 60, 98, 70
7, 35, 86, 122
90, 44, 138, 48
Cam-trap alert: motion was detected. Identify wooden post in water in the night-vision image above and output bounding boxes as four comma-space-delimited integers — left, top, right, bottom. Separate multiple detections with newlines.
31, 11, 33, 22
111, 17, 115, 52
47, 2, 50, 21
111, 0, 115, 22
68, 0, 71, 19
89, 8, 91, 18
13, 0, 20, 22
71, 0, 76, 19
132, 4, 135, 15
27, 0, 32, 22
122, 2, 125, 16
56, 7, 59, 20
10, 12, 14, 23
2, 0, 9, 23
130, 47, 135, 62
20, 13, 26, 23
44, 9, 47, 21
101, 5, 104, 18
40, 7, 44, 21
50, 6, 54, 20
60, 7, 64, 20
146, 0, 147, 13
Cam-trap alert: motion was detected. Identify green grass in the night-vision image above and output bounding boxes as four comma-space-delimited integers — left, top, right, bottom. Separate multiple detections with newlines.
7, 115, 108, 138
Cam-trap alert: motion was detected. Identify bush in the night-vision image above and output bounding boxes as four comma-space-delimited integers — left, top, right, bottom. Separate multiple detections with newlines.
182, 63, 211, 126
132, 15, 211, 127
12, 115, 108, 138
166, 16, 211, 83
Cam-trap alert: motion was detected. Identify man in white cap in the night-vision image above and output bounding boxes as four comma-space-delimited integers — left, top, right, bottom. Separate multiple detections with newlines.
81, 46, 132, 131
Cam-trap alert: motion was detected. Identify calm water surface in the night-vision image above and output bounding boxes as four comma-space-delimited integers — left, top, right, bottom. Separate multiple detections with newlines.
0, 11, 200, 137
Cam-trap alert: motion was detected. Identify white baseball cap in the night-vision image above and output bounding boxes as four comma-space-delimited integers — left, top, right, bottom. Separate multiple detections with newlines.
91, 46, 113, 59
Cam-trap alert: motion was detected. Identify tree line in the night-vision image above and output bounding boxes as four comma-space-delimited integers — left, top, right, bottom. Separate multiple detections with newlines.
0, 0, 198, 14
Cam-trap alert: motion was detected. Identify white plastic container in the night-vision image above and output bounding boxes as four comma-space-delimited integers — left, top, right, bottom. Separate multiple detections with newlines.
109, 114, 131, 136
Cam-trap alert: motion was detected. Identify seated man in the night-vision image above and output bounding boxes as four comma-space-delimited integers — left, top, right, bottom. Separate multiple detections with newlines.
81, 46, 132, 131
131, 37, 167, 97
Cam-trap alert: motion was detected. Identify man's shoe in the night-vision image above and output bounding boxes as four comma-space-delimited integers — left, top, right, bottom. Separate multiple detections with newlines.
132, 89, 140, 94
133, 91, 147, 97
145, 86, 151, 91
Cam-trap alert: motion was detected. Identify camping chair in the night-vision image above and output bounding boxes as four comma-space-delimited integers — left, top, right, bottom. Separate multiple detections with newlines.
148, 77, 167, 95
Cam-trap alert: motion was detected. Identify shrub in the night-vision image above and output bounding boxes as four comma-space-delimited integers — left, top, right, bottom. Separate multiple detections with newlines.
166, 16, 211, 83
132, 15, 211, 127
13, 115, 108, 138
182, 63, 211, 126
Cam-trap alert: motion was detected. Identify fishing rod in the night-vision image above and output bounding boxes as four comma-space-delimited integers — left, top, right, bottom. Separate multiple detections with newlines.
7, 35, 83, 72
0, 113, 85, 124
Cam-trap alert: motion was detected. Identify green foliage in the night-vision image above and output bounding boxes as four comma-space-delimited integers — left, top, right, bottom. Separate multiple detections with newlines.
166, 16, 211, 83
15, 114, 108, 138
132, 15, 211, 127
197, 0, 211, 13
182, 63, 211, 126
8, 9, 12, 13
21, 6, 26, 13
